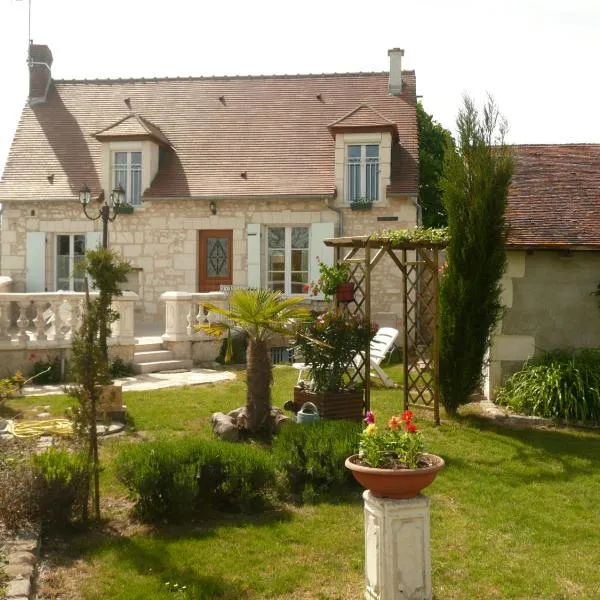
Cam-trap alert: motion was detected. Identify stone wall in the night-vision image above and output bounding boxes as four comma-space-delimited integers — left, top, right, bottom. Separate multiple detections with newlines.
485, 250, 600, 398
1, 196, 416, 329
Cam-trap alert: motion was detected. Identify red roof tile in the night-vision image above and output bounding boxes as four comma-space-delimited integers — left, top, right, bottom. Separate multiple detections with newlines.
0, 71, 418, 201
506, 144, 600, 248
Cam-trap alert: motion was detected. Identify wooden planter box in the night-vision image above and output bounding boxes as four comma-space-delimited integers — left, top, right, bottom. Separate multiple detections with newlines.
97, 385, 126, 422
293, 386, 364, 422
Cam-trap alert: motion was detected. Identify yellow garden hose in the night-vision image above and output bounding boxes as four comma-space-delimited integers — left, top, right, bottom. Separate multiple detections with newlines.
3, 418, 73, 438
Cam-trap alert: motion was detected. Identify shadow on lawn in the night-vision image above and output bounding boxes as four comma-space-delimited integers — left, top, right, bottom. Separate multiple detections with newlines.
43, 510, 296, 599
453, 414, 600, 484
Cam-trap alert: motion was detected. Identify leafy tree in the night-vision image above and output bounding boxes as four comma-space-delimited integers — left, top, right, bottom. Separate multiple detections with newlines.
417, 103, 453, 228
198, 289, 309, 436
439, 96, 514, 416
69, 247, 130, 519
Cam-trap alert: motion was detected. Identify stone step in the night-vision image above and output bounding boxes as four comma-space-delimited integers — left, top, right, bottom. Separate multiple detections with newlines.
133, 359, 193, 374
134, 350, 174, 363
134, 342, 163, 353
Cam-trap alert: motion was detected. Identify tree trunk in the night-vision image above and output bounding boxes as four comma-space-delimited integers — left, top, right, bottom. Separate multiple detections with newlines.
246, 339, 272, 435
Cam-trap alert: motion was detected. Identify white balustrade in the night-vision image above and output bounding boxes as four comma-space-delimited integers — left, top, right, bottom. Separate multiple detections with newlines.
160, 291, 228, 342
0, 291, 139, 347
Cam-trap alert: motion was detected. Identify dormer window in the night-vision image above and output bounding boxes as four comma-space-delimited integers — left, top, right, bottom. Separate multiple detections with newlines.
113, 151, 142, 206
347, 144, 380, 202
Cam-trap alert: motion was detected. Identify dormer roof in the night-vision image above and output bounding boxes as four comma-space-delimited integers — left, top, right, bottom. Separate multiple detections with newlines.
93, 113, 170, 146
328, 103, 399, 138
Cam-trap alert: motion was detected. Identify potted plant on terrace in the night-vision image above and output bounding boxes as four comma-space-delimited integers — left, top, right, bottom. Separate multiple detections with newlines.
292, 308, 377, 421
345, 410, 444, 499
313, 259, 354, 302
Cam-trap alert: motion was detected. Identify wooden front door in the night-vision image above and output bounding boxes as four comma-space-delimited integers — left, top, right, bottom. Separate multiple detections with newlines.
198, 230, 233, 292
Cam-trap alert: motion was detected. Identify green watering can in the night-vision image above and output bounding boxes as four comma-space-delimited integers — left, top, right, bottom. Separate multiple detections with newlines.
296, 402, 320, 424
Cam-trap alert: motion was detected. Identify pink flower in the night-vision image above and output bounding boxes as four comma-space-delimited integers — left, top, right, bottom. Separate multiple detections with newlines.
364, 411, 375, 425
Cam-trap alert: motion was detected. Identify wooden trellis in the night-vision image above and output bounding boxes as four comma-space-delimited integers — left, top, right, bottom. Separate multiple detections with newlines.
324, 236, 446, 425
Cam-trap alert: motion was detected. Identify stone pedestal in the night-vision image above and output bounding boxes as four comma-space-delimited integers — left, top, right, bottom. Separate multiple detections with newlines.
363, 490, 431, 600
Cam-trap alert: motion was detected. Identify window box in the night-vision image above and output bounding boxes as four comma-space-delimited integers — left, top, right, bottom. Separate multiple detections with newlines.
115, 204, 134, 215
349, 199, 374, 211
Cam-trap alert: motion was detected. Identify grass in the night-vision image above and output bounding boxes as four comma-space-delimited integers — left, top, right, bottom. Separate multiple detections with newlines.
5, 367, 600, 599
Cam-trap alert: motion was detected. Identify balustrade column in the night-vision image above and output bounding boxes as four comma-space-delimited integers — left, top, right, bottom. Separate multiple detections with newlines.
33, 302, 47, 341
16, 301, 30, 342
52, 298, 65, 341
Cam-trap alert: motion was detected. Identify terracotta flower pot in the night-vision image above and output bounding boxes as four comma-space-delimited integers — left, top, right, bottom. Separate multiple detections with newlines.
345, 453, 444, 499
336, 282, 355, 302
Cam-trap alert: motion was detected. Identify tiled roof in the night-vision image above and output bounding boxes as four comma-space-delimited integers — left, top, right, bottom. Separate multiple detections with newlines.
0, 71, 418, 201
506, 144, 600, 248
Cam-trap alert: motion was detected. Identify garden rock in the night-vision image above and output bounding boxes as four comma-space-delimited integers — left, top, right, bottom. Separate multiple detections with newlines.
211, 412, 240, 441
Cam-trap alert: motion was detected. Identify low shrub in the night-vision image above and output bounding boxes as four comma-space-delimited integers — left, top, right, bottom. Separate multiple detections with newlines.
30, 357, 62, 385
272, 420, 361, 501
0, 441, 37, 531
32, 448, 90, 528
115, 437, 277, 522
496, 349, 600, 422
215, 329, 247, 364
109, 357, 135, 378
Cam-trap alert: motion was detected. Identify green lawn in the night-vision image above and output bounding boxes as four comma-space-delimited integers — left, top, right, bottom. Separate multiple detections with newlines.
6, 367, 600, 599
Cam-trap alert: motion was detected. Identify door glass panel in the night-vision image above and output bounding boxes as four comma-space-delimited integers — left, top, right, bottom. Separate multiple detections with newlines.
206, 237, 229, 277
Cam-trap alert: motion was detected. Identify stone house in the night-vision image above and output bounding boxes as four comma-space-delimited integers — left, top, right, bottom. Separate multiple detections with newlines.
485, 144, 600, 398
0, 44, 419, 331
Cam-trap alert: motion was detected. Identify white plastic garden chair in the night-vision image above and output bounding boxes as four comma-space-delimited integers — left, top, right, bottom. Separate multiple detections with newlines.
292, 326, 399, 389
352, 327, 399, 388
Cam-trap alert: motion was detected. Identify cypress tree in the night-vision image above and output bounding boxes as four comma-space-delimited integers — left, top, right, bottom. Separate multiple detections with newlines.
439, 96, 514, 415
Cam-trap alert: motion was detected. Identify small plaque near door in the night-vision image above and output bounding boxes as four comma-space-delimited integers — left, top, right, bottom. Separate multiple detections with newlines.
198, 230, 233, 292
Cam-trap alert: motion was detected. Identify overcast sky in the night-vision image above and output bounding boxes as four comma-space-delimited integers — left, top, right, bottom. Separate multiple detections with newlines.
1, 0, 599, 177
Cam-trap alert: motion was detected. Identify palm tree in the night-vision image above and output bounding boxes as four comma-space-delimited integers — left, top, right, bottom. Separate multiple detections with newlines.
197, 289, 310, 435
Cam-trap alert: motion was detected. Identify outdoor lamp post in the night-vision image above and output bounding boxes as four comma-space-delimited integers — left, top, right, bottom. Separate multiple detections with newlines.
79, 183, 127, 248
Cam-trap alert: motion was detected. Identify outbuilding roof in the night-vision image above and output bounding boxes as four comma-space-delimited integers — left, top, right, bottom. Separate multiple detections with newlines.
506, 144, 600, 249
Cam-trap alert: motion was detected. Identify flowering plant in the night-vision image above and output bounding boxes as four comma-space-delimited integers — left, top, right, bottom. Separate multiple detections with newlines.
311, 259, 351, 298
293, 308, 377, 392
359, 410, 425, 469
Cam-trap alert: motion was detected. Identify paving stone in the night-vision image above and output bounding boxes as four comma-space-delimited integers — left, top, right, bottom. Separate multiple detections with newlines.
6, 551, 36, 568
4, 562, 34, 579
6, 577, 31, 598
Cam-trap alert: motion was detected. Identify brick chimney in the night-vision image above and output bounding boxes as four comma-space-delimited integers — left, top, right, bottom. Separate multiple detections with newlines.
388, 48, 404, 96
28, 44, 53, 105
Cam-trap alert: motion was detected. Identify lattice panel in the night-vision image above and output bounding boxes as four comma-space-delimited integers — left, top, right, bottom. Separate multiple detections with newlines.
330, 242, 441, 423
403, 249, 439, 413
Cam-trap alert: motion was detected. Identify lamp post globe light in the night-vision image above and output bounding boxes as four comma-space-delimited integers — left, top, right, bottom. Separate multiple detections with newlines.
79, 183, 127, 248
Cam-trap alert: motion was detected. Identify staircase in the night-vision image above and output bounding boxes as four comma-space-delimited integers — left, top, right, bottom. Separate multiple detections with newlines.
133, 338, 193, 374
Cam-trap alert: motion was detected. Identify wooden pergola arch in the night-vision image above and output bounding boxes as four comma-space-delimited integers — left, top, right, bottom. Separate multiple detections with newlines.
324, 235, 447, 425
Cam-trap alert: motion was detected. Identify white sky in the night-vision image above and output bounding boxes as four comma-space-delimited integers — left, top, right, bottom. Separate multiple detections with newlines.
1, 0, 600, 176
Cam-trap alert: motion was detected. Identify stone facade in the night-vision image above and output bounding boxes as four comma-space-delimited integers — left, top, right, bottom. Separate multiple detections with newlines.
2, 196, 417, 330
485, 250, 600, 398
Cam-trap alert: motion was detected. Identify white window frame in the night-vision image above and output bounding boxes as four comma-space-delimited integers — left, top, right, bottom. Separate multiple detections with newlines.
345, 143, 380, 203
266, 226, 310, 295
54, 234, 86, 292
112, 150, 142, 206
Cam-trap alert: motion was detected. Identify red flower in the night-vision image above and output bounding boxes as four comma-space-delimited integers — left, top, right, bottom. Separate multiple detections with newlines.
406, 422, 417, 433
401, 410, 414, 423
